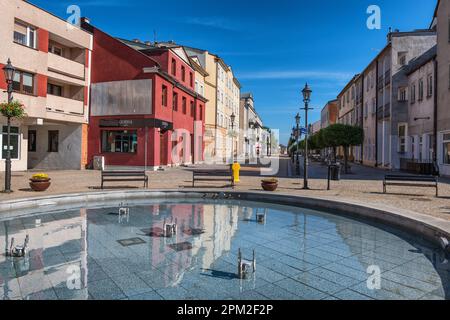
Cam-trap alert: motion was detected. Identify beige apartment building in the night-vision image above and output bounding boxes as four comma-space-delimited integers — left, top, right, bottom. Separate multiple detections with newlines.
404, 46, 437, 168
432, 0, 450, 176
337, 74, 363, 162
184, 47, 240, 163
239, 93, 264, 161
0, 0, 92, 171
362, 62, 377, 167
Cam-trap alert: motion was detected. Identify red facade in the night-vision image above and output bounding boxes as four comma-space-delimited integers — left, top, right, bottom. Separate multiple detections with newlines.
85, 24, 206, 169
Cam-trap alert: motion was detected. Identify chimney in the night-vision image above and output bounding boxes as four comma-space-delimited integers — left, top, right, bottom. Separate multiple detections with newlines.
387, 27, 393, 43
81, 17, 90, 25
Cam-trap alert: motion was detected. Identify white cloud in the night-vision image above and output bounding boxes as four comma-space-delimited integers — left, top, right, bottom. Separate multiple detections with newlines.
238, 70, 354, 81
183, 17, 240, 31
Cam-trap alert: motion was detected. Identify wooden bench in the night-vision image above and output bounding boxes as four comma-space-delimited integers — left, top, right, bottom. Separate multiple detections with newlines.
383, 174, 439, 197
192, 169, 234, 188
101, 171, 149, 189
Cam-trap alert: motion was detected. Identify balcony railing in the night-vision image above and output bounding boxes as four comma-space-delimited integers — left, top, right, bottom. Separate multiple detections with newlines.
46, 94, 84, 115
377, 76, 384, 90
48, 53, 85, 80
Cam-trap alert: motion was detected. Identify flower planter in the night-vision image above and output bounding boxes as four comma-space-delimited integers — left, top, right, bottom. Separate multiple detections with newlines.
29, 179, 51, 192
261, 180, 278, 192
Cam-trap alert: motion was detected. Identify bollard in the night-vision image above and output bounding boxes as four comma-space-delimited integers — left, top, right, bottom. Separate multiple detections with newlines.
327, 165, 332, 190
232, 162, 241, 183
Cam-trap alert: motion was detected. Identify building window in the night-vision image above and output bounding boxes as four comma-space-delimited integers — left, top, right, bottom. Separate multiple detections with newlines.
162, 85, 168, 107
1, 126, 20, 159
101, 130, 137, 153
418, 79, 424, 101
190, 101, 195, 117
199, 105, 203, 121
448, 18, 450, 43
28, 130, 36, 152
182, 97, 187, 114
49, 44, 63, 56
12, 70, 34, 95
181, 66, 186, 82
172, 92, 178, 111
398, 52, 407, 66
171, 58, 176, 76
13, 21, 36, 49
190, 73, 194, 87
398, 87, 407, 102
398, 124, 407, 153
48, 131, 59, 152
47, 83, 63, 96
410, 83, 416, 104
427, 74, 433, 97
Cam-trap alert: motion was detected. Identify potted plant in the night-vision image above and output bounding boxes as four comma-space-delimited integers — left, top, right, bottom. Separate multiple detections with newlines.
261, 178, 278, 191
29, 173, 51, 192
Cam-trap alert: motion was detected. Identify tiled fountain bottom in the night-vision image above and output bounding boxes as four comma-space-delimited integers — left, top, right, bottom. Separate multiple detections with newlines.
0, 199, 448, 300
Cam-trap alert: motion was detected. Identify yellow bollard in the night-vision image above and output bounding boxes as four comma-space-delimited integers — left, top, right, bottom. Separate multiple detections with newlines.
232, 162, 241, 183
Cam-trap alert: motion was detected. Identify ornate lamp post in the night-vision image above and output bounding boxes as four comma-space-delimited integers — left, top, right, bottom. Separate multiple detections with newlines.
295, 113, 301, 175
230, 112, 236, 163
2, 59, 15, 193
301, 83, 312, 190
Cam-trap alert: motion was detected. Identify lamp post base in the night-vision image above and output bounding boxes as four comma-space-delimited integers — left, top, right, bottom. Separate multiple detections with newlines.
2, 190, 13, 194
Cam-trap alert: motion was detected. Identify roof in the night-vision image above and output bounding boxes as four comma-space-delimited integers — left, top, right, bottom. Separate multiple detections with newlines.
430, 0, 440, 29
405, 45, 437, 75
337, 74, 360, 98
188, 57, 209, 77
240, 93, 253, 100
360, 29, 436, 76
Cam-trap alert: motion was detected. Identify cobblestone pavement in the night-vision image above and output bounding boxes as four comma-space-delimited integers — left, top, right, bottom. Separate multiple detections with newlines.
1, 156, 450, 221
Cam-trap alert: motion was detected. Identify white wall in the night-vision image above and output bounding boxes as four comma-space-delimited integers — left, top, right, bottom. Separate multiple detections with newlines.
28, 124, 82, 170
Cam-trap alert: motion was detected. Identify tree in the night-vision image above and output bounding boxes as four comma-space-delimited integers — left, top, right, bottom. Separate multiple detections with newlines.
322, 124, 364, 174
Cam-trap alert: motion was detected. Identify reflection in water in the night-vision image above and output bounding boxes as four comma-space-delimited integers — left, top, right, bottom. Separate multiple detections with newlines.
0, 200, 449, 300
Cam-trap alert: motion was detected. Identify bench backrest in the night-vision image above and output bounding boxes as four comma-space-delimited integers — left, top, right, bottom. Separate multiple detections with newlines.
102, 171, 146, 177
385, 175, 437, 182
193, 170, 231, 177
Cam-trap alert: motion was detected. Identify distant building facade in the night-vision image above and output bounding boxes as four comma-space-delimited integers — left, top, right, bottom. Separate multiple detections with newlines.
320, 99, 338, 129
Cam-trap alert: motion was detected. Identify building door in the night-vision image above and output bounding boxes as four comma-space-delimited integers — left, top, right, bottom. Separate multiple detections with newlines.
160, 131, 168, 166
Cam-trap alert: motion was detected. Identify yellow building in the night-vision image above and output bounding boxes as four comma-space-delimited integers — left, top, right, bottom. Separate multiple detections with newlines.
184, 47, 241, 163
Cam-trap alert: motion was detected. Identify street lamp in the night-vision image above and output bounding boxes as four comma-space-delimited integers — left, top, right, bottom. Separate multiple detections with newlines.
3, 59, 15, 193
230, 112, 236, 163
295, 113, 301, 175
301, 83, 312, 190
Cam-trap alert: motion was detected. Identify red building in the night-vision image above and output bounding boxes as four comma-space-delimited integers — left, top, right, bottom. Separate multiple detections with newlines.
81, 19, 206, 169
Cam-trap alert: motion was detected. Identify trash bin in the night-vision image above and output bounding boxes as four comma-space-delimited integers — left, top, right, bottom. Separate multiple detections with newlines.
329, 164, 341, 181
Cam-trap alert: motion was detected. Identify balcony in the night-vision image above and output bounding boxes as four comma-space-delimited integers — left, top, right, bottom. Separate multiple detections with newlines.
48, 53, 85, 80
384, 70, 391, 86
46, 94, 84, 115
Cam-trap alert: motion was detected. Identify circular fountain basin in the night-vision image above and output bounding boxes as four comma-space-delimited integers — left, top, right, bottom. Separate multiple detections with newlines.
0, 194, 449, 300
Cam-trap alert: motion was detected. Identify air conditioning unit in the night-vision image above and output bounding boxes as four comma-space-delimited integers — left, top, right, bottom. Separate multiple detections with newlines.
93, 156, 105, 171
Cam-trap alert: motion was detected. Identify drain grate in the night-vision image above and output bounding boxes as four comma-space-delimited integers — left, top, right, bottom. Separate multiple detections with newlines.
117, 237, 146, 247
169, 242, 193, 252
183, 228, 205, 236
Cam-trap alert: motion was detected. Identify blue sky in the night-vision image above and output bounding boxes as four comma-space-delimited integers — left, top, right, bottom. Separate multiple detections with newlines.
32, 0, 437, 144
